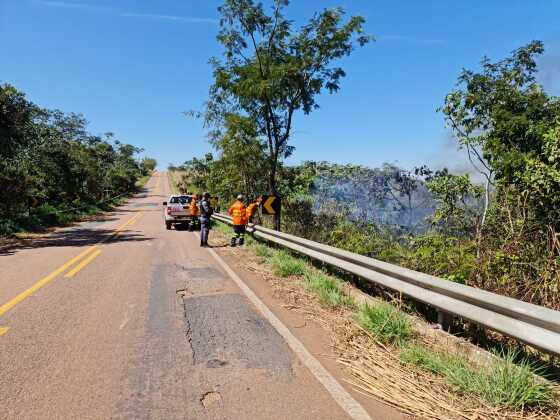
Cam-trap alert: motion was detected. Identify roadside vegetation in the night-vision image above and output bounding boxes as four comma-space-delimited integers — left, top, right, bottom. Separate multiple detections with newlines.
168, 167, 200, 196
400, 346, 554, 410
182, 34, 560, 314
304, 271, 355, 309
356, 302, 413, 346
212, 220, 559, 416
269, 250, 307, 277
172, 0, 560, 414
0, 84, 156, 236
167, 169, 180, 194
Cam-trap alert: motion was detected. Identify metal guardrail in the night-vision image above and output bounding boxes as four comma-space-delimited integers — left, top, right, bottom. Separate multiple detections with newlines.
212, 213, 560, 355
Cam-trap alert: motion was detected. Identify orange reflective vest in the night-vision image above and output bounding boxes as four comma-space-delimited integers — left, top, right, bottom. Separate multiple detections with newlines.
189, 199, 199, 216
246, 202, 258, 220
228, 200, 247, 225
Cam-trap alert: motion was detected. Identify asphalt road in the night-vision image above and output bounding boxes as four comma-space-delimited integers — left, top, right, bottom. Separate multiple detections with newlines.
0, 172, 400, 420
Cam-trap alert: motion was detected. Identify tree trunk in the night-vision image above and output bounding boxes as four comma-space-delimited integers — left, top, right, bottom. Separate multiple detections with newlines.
268, 158, 281, 231
476, 176, 491, 259
481, 176, 490, 228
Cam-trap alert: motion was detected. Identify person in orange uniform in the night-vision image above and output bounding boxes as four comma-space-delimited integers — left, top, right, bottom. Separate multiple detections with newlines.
228, 194, 247, 246
189, 195, 199, 231
246, 196, 262, 224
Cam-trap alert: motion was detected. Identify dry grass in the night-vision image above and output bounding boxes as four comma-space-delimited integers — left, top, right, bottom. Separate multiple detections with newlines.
210, 227, 560, 419
337, 327, 559, 419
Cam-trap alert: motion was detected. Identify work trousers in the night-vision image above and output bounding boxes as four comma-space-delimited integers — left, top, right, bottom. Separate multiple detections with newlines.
231, 225, 246, 245
200, 221, 210, 245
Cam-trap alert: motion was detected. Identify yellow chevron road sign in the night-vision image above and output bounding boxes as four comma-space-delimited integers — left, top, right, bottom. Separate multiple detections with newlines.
261, 195, 281, 215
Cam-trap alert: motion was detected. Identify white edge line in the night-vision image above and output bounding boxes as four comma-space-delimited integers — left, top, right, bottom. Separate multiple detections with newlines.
199, 234, 373, 420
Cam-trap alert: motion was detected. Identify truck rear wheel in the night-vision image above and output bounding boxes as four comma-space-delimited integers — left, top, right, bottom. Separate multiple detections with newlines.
166, 221, 172, 230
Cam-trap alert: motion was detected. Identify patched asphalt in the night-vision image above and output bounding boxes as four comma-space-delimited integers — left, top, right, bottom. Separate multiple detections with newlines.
183, 293, 293, 377
183, 266, 227, 295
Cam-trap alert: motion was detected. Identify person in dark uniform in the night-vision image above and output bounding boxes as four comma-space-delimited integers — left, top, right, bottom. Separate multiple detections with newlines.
199, 192, 214, 247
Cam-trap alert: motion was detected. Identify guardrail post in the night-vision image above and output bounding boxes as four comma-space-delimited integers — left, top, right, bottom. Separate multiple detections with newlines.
437, 310, 453, 332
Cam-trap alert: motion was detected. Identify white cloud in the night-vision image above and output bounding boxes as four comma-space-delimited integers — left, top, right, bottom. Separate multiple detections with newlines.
37, 1, 112, 12
122, 13, 218, 25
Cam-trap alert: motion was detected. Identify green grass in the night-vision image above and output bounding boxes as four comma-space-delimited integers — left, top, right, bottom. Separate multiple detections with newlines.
269, 250, 307, 277
355, 302, 413, 346
214, 220, 232, 236
304, 271, 355, 308
135, 174, 151, 188
212, 220, 253, 245
168, 170, 180, 194
400, 345, 554, 409
253, 242, 273, 258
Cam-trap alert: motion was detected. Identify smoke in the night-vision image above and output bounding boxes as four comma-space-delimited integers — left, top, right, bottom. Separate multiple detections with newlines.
428, 131, 487, 184
537, 46, 560, 95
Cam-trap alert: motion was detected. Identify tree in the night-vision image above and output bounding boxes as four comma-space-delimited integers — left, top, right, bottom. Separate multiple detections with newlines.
424, 170, 482, 236
0, 83, 146, 233
440, 41, 560, 227
139, 157, 157, 175
203, 0, 370, 229
381, 164, 421, 227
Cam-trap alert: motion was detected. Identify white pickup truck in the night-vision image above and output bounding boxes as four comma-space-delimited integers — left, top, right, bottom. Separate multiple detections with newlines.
162, 195, 198, 230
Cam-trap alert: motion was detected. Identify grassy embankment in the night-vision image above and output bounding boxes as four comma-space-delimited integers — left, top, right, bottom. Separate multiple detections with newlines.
168, 170, 200, 196
212, 219, 559, 418
168, 170, 180, 194
136, 173, 152, 189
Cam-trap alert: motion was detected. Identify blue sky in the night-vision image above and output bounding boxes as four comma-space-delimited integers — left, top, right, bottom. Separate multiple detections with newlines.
2, 0, 559, 172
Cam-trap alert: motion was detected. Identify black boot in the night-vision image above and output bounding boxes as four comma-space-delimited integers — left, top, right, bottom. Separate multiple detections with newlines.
239, 237, 244, 246
230, 237, 237, 247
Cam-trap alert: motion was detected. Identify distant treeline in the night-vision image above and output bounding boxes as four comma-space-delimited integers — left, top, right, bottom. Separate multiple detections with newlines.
0, 83, 157, 234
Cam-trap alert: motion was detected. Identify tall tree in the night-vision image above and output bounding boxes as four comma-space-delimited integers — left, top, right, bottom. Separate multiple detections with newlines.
440, 41, 560, 227
203, 0, 370, 229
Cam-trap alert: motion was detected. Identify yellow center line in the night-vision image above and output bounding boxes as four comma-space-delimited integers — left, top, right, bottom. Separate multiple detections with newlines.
0, 245, 99, 318
0, 211, 144, 331
98, 212, 142, 244
125, 212, 143, 228
114, 212, 143, 238
64, 249, 102, 278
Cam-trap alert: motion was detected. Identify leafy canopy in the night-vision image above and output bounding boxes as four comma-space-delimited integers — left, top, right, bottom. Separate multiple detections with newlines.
205, 0, 371, 195
441, 41, 560, 224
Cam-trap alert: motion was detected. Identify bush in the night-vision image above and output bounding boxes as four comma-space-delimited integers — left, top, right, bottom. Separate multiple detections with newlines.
404, 234, 477, 283
34, 204, 61, 226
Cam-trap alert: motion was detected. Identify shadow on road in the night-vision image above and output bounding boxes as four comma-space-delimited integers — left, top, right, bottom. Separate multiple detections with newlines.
111, 208, 163, 214
0, 228, 153, 256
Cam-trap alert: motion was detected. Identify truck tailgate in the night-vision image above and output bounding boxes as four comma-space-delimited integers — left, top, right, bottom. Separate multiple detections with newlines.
168, 204, 191, 217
